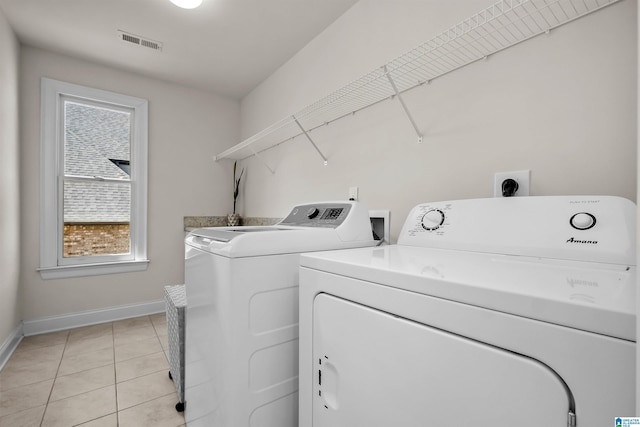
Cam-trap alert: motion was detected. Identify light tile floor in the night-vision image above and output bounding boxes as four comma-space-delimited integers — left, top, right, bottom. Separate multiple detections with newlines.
0, 314, 185, 427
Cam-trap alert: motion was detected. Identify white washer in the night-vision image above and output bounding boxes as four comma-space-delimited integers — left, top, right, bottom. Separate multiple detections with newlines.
299, 196, 636, 427
184, 201, 375, 427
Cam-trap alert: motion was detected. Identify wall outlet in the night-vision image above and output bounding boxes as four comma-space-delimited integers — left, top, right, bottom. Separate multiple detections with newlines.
349, 186, 359, 201
493, 170, 530, 197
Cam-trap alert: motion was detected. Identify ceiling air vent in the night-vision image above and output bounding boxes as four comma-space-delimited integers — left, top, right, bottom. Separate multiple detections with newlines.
117, 30, 163, 52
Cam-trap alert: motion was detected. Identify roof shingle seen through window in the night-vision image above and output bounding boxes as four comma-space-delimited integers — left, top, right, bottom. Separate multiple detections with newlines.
64, 101, 132, 223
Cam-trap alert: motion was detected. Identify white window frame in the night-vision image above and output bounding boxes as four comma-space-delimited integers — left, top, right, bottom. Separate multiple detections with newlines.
39, 78, 149, 279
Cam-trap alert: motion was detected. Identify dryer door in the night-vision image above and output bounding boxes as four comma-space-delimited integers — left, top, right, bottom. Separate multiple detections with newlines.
312, 294, 572, 427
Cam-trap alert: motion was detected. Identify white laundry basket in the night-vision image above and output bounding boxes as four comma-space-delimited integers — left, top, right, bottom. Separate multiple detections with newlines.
164, 284, 186, 412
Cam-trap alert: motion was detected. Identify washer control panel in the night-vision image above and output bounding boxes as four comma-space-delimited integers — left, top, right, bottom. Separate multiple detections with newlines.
398, 196, 636, 265
279, 203, 352, 228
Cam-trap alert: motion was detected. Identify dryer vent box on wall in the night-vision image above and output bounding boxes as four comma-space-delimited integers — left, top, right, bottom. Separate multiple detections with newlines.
370, 210, 390, 245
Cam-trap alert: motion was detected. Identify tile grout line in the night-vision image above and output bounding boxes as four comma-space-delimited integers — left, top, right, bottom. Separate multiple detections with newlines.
112, 321, 120, 427
149, 314, 185, 422
54, 324, 119, 427
39, 330, 70, 427
117, 315, 172, 425
117, 389, 177, 413
150, 314, 170, 363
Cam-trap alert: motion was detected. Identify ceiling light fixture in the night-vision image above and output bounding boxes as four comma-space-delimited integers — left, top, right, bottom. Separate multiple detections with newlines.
169, 0, 203, 9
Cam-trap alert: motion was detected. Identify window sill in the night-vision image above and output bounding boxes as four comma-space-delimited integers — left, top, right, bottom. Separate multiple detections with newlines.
38, 260, 150, 280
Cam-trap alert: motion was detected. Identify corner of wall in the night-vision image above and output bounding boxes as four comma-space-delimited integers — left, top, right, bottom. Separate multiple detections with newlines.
636, 0, 640, 414
0, 5, 23, 354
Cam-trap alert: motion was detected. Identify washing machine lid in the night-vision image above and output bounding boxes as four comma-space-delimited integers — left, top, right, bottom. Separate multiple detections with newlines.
189, 226, 294, 243
185, 201, 376, 257
300, 245, 636, 341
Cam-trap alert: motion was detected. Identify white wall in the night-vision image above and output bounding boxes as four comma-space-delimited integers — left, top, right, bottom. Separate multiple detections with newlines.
239, 0, 637, 242
19, 46, 240, 322
636, 0, 639, 413
0, 8, 20, 344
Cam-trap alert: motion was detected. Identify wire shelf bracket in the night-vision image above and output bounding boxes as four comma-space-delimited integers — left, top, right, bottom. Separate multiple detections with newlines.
384, 65, 423, 143
214, 0, 622, 170
249, 146, 275, 175
293, 116, 329, 165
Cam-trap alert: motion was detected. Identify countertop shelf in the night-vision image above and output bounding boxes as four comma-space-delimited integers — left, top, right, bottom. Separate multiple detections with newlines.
215, 0, 620, 166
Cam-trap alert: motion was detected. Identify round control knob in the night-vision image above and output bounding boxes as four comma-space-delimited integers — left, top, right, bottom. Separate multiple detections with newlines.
570, 212, 596, 230
421, 209, 445, 231
306, 207, 320, 219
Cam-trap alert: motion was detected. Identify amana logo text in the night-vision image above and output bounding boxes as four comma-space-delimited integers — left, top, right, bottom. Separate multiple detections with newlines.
566, 237, 598, 245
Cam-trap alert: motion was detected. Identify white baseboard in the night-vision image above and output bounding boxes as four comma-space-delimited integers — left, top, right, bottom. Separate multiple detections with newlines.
22, 299, 165, 336
0, 323, 23, 371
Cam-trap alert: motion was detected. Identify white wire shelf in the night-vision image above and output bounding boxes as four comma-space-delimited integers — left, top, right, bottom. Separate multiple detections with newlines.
215, 0, 621, 169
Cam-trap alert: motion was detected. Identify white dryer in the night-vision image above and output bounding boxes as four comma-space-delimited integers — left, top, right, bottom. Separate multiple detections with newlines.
184, 201, 375, 427
299, 196, 636, 427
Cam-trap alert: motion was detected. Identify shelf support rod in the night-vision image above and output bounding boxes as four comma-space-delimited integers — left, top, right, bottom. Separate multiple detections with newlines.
293, 116, 328, 165
249, 147, 275, 174
384, 66, 423, 143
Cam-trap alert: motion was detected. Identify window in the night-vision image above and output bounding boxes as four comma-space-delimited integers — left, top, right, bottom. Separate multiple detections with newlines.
40, 78, 149, 279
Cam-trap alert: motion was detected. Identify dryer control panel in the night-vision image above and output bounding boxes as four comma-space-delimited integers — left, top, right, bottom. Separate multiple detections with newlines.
398, 196, 636, 266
